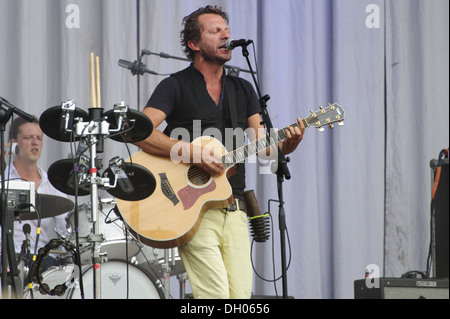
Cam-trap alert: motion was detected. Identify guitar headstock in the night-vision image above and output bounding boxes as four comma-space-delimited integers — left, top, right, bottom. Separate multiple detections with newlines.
305, 103, 345, 132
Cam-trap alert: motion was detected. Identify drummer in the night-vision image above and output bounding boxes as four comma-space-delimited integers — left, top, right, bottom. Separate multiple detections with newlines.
1, 116, 69, 272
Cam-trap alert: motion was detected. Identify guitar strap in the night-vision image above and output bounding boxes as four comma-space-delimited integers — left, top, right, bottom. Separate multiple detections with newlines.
226, 76, 238, 130
226, 76, 242, 174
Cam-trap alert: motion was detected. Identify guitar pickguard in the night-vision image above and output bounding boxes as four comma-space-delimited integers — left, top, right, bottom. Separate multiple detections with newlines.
178, 180, 217, 210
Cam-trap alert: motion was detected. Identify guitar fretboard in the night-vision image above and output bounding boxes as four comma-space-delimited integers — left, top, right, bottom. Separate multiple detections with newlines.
222, 120, 306, 167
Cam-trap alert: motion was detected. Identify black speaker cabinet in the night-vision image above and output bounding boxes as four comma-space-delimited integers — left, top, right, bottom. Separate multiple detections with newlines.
430, 158, 449, 278
354, 278, 449, 299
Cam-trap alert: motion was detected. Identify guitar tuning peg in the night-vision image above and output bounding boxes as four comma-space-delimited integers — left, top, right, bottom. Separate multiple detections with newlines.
318, 127, 325, 132
319, 106, 323, 109
329, 124, 334, 130
338, 121, 344, 126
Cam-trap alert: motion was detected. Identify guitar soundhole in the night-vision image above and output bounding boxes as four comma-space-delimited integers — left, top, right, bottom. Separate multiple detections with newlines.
187, 166, 211, 186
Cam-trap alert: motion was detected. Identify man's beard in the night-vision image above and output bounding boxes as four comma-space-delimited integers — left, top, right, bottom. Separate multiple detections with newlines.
199, 48, 231, 65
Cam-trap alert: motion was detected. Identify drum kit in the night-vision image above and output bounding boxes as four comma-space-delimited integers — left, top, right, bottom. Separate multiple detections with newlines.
10, 54, 187, 299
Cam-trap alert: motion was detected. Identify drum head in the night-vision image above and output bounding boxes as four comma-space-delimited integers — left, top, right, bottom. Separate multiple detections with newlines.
104, 108, 153, 143
68, 259, 164, 299
39, 105, 89, 142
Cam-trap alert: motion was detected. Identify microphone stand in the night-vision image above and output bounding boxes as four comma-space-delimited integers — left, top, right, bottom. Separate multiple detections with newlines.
239, 44, 291, 299
140, 49, 257, 76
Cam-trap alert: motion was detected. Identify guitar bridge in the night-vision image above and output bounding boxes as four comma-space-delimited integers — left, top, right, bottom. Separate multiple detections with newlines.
159, 173, 179, 206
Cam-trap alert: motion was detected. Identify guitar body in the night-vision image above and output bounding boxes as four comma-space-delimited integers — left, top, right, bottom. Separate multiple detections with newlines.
116, 136, 235, 249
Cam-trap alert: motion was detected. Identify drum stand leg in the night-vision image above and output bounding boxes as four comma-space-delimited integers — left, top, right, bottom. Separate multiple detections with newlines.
162, 249, 171, 299
177, 272, 188, 299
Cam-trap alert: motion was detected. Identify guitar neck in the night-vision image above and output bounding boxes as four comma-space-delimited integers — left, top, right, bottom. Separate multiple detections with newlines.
222, 120, 306, 167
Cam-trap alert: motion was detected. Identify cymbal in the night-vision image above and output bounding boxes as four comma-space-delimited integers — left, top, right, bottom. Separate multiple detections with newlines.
104, 109, 153, 143
39, 106, 89, 142
47, 159, 90, 196
19, 194, 74, 221
104, 162, 156, 201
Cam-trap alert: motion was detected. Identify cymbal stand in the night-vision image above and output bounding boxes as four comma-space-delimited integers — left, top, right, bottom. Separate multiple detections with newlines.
72, 107, 118, 299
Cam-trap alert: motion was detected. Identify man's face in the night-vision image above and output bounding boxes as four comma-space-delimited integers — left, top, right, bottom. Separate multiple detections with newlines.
192, 13, 232, 64
13, 122, 43, 163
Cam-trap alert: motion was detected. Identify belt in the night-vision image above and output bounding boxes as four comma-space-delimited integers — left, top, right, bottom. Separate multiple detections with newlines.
224, 198, 247, 212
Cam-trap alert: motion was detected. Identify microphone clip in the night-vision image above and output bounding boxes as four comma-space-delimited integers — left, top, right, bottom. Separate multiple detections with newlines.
108, 101, 134, 134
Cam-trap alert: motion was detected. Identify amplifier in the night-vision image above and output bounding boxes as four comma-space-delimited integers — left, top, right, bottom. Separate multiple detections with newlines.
354, 277, 449, 299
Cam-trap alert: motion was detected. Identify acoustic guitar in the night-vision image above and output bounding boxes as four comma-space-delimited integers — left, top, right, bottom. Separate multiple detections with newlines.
116, 103, 345, 248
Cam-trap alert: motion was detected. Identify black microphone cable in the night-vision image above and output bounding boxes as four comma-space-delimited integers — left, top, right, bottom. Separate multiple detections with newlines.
249, 198, 292, 298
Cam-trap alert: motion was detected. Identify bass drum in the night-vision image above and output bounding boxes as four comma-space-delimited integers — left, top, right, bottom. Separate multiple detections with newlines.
68, 259, 164, 299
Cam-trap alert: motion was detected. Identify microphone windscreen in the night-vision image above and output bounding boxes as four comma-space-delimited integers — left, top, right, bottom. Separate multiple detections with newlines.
23, 223, 31, 235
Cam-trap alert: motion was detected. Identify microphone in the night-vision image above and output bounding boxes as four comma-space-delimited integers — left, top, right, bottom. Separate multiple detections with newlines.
225, 38, 253, 50
243, 190, 270, 243
0, 97, 35, 122
23, 223, 31, 238
118, 59, 157, 75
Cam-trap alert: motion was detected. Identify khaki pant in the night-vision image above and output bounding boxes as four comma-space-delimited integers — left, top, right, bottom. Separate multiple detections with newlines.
179, 208, 253, 299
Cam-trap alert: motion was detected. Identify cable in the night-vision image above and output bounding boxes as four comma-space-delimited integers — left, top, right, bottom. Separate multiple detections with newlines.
425, 148, 448, 278
25, 202, 41, 299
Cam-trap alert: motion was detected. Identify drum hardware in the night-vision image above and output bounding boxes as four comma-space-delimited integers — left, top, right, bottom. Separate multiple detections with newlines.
104, 101, 153, 143
135, 246, 185, 278
177, 272, 188, 299
65, 199, 142, 266
39, 102, 89, 142
161, 249, 173, 299
35, 53, 156, 299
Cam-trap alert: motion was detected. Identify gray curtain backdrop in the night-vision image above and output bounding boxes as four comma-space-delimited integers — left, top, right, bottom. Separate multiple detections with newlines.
0, 0, 448, 299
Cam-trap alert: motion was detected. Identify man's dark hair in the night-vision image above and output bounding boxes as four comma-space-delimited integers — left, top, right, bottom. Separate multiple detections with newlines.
180, 5, 229, 61
9, 116, 39, 141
